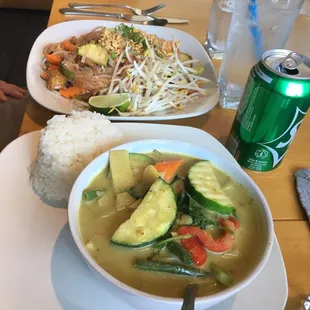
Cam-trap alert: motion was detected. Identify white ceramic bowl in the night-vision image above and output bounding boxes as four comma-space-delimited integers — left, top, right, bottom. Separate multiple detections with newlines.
68, 140, 274, 310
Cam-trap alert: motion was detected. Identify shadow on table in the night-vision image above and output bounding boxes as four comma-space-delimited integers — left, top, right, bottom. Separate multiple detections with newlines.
285, 296, 305, 310
51, 223, 236, 310
152, 113, 211, 128
0, 93, 28, 151
24, 94, 218, 133
216, 135, 228, 146
25, 98, 57, 128
109, 111, 212, 129
26, 96, 212, 132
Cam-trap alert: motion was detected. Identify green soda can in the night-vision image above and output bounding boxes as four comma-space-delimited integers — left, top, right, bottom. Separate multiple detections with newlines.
226, 49, 310, 172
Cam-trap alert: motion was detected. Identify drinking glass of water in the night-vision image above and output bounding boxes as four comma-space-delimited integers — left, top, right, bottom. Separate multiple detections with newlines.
218, 0, 305, 109
204, 0, 234, 59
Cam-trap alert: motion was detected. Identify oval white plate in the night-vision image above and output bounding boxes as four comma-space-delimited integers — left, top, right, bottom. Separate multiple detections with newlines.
26, 20, 219, 121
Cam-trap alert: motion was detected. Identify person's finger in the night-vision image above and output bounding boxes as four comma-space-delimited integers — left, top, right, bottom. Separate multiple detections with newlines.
0, 90, 8, 102
12, 84, 27, 95
2, 84, 24, 99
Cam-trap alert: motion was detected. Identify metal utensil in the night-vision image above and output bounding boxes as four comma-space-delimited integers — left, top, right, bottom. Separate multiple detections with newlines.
60, 8, 168, 26
299, 296, 310, 310
181, 284, 199, 310
62, 7, 188, 24
148, 16, 188, 24
69, 2, 165, 16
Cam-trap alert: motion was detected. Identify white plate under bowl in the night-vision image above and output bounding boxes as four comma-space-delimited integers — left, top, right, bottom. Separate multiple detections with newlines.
26, 20, 219, 121
0, 123, 287, 310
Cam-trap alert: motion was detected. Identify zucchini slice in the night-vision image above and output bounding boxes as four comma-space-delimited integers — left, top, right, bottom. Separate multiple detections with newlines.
129, 153, 155, 181
111, 178, 177, 247
186, 161, 235, 215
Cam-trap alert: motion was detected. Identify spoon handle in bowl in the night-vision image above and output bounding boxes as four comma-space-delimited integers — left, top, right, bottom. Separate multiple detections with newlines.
181, 284, 199, 310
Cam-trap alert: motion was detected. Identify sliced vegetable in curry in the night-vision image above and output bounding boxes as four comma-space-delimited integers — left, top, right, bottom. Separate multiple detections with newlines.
79, 150, 263, 298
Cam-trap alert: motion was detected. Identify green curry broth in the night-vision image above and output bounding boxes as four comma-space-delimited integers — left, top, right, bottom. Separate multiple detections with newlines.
79, 153, 264, 298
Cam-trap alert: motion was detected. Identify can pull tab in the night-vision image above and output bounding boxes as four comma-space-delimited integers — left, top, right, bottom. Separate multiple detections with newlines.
279, 52, 303, 75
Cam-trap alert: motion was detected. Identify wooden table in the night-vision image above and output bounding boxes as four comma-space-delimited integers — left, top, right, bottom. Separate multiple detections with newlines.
20, 0, 310, 308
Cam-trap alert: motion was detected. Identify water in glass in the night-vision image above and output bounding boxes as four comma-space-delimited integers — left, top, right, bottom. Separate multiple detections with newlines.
218, 0, 305, 109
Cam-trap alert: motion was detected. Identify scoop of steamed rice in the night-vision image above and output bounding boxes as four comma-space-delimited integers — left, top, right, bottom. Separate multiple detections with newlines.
29, 111, 124, 202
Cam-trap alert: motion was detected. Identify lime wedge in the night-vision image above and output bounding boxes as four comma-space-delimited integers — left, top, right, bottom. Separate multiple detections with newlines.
88, 93, 131, 115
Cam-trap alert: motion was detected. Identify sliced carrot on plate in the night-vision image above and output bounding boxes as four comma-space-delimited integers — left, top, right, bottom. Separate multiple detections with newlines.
154, 159, 183, 183
45, 53, 63, 65
62, 40, 76, 52
47, 64, 60, 71
59, 86, 83, 99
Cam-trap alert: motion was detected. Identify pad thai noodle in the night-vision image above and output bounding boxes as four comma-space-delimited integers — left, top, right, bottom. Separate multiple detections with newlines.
40, 24, 211, 116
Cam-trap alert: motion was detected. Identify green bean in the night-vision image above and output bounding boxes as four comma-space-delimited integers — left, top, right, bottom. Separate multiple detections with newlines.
82, 189, 105, 201
166, 241, 193, 265
134, 260, 211, 277
210, 263, 233, 287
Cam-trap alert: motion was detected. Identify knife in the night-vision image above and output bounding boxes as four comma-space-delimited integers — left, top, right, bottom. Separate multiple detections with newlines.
156, 17, 188, 24
59, 8, 189, 24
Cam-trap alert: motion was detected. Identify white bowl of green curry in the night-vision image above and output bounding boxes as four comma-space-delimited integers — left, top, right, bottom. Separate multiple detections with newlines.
68, 139, 274, 310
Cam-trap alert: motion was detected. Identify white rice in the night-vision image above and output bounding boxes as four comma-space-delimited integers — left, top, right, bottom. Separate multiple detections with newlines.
29, 111, 124, 202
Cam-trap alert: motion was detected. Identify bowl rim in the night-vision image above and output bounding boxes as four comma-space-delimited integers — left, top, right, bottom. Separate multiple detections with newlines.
68, 139, 274, 305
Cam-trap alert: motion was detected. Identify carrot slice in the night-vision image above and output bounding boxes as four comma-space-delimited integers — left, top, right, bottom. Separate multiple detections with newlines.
47, 64, 60, 71
62, 40, 76, 52
45, 53, 63, 65
154, 159, 183, 183
59, 86, 83, 99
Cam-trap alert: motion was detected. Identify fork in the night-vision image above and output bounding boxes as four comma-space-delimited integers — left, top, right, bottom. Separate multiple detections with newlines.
68, 3, 166, 16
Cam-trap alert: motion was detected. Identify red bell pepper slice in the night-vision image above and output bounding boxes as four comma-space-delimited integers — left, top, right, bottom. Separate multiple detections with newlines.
180, 226, 235, 254
178, 226, 207, 266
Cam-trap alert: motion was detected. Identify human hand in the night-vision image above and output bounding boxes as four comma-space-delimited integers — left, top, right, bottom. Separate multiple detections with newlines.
0, 81, 27, 103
